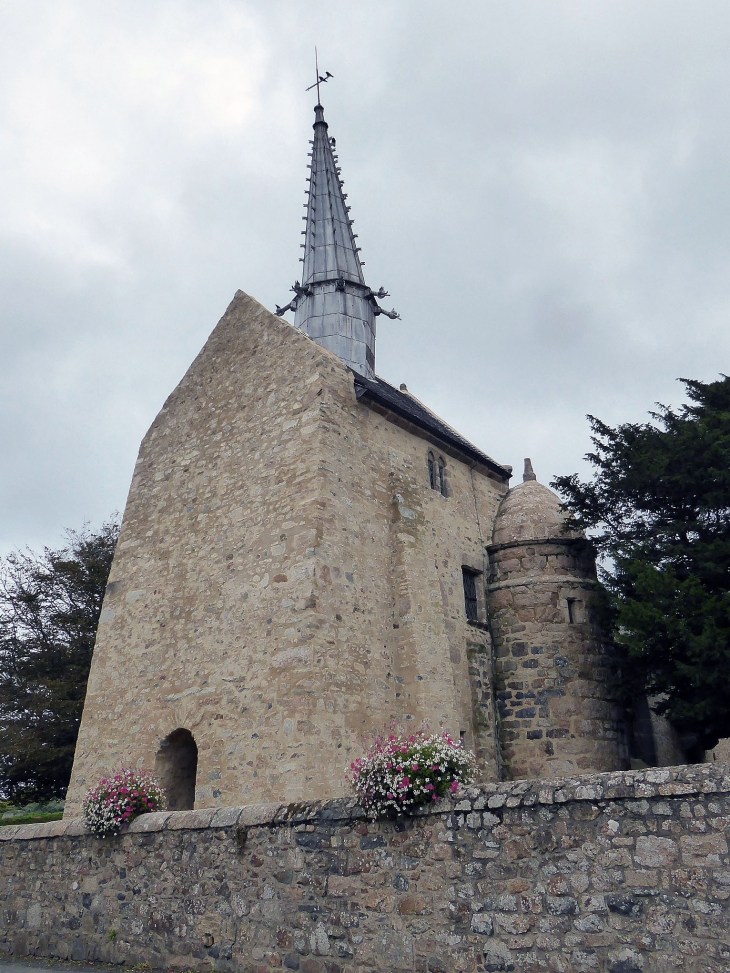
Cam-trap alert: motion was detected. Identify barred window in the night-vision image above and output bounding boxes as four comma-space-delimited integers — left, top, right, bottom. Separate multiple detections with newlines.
462, 567, 479, 622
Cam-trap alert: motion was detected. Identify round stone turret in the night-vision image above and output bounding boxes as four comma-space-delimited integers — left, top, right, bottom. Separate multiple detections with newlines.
487, 460, 627, 779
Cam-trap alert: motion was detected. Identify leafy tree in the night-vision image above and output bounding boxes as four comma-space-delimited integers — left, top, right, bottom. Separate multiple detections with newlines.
0, 520, 119, 802
552, 376, 730, 754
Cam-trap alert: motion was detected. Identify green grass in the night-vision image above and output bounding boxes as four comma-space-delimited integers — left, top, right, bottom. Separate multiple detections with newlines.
0, 799, 65, 826
0, 810, 64, 825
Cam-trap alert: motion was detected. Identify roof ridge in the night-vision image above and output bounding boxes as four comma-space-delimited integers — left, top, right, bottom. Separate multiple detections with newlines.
355, 372, 511, 480
396, 385, 476, 447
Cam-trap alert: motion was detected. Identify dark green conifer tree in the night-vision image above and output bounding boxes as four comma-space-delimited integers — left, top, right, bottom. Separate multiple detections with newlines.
0, 520, 119, 802
552, 376, 730, 753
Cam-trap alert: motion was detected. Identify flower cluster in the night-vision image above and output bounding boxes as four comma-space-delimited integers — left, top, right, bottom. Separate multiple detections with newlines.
82, 768, 165, 836
346, 730, 476, 818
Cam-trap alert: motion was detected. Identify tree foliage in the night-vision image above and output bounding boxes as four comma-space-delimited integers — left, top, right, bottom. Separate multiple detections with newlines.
552, 376, 730, 753
0, 520, 119, 802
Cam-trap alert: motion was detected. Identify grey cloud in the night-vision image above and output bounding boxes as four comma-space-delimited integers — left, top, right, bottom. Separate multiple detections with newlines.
2, 0, 730, 552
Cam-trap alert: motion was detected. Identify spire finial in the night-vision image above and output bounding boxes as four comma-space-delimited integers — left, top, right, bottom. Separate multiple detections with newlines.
523, 458, 537, 482
305, 47, 333, 104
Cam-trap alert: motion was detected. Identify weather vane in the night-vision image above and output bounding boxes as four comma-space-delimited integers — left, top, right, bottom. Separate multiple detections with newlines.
305, 47, 332, 103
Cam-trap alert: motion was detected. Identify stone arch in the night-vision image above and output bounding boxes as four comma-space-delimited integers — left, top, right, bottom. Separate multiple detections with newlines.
154, 728, 198, 810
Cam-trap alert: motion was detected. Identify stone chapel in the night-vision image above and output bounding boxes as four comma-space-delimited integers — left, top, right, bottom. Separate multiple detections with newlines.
64, 99, 629, 817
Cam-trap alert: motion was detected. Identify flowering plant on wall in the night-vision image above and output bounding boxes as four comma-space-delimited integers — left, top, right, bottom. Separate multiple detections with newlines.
82, 768, 165, 836
346, 730, 476, 818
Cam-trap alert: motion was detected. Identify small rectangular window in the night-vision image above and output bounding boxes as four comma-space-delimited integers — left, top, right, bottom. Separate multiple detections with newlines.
462, 567, 479, 622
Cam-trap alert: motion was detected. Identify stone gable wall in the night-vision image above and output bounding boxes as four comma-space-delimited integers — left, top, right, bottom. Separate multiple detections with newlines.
66, 290, 339, 812
65, 290, 507, 815
2, 765, 728, 973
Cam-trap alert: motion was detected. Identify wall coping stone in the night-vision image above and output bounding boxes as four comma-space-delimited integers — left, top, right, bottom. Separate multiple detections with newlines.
165, 807, 217, 830
210, 804, 245, 828
3, 762, 727, 842
126, 810, 173, 833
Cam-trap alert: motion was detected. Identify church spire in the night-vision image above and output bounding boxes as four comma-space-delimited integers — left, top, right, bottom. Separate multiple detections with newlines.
276, 89, 398, 379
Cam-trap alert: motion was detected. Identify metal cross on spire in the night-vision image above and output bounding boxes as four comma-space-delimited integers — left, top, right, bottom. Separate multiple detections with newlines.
305, 47, 333, 103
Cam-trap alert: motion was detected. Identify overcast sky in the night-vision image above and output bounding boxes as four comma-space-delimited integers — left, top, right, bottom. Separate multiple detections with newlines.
2, 0, 730, 555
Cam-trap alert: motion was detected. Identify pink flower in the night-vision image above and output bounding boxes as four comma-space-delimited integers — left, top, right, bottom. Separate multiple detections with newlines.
449, 780, 459, 793
387, 793, 394, 799
425, 783, 434, 791
386, 762, 392, 769
411, 763, 419, 771
400, 776, 410, 788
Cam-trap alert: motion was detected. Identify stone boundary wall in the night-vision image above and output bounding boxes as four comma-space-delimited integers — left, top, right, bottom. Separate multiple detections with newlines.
1, 765, 729, 973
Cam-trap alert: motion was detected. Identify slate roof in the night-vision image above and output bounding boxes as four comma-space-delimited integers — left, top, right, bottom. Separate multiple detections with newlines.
353, 372, 512, 481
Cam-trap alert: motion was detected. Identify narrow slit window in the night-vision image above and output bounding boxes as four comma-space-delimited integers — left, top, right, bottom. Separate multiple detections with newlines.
567, 598, 577, 624
428, 451, 436, 490
462, 567, 479, 622
438, 456, 447, 496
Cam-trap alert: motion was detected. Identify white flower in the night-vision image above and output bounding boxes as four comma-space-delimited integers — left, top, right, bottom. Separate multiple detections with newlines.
82, 768, 166, 836
345, 731, 476, 819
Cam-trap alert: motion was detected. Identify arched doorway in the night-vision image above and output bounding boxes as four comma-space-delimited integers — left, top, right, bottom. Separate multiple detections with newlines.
154, 728, 198, 810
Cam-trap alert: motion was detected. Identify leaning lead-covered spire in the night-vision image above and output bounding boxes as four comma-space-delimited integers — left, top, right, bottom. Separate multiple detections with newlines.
276, 100, 398, 379
301, 104, 363, 288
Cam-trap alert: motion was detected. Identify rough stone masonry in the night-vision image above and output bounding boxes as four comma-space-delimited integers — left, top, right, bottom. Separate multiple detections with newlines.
65, 290, 632, 817
1, 765, 729, 973
64, 290, 510, 814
